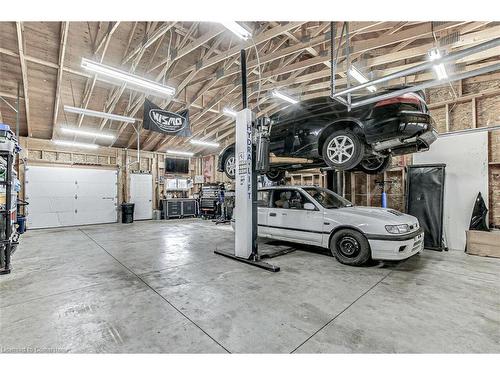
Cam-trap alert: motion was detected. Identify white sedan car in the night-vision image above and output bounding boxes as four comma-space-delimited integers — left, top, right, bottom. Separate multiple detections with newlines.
240, 186, 424, 266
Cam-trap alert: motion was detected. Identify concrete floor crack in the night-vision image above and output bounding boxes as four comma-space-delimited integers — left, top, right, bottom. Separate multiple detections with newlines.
290, 270, 393, 353
79, 229, 231, 354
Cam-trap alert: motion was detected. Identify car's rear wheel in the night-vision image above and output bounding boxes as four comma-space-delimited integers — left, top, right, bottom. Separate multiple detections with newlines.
265, 170, 285, 182
322, 130, 365, 171
358, 155, 392, 174
224, 154, 236, 180
330, 229, 371, 266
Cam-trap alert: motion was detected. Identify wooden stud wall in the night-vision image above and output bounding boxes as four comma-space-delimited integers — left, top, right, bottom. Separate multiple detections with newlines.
340, 76, 500, 223
17, 137, 174, 212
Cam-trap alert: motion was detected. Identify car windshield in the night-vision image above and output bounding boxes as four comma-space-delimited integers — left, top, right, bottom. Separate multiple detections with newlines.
303, 187, 353, 209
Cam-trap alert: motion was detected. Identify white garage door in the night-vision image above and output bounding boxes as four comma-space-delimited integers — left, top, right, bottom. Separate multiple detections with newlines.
130, 173, 153, 220
25, 165, 118, 229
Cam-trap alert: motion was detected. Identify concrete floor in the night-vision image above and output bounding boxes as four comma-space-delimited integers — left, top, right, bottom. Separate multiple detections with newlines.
0, 219, 499, 353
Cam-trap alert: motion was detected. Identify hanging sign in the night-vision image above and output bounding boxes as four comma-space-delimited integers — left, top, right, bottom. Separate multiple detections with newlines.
143, 99, 191, 137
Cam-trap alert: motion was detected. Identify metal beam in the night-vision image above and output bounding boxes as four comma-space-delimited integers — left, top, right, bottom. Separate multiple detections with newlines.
351, 63, 500, 108
331, 37, 500, 99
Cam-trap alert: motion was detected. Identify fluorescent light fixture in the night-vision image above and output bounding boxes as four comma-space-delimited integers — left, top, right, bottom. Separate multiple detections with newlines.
220, 22, 251, 40
223, 107, 237, 117
190, 139, 220, 147
53, 140, 99, 149
348, 66, 377, 92
166, 150, 194, 157
428, 48, 441, 61
81, 58, 176, 97
428, 48, 448, 80
60, 127, 115, 140
64, 105, 136, 123
272, 90, 298, 104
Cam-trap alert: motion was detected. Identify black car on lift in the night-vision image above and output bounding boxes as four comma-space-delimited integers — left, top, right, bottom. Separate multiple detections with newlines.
217, 88, 438, 181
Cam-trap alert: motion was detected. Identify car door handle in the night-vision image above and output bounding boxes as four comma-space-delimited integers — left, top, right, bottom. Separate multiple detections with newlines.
282, 213, 287, 216
269, 213, 276, 217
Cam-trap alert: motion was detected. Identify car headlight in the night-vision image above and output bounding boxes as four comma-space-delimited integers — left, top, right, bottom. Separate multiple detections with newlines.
385, 224, 410, 234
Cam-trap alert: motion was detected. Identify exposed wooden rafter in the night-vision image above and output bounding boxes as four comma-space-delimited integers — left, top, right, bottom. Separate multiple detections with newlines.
15, 22, 31, 137
0, 21, 498, 151
51, 22, 69, 139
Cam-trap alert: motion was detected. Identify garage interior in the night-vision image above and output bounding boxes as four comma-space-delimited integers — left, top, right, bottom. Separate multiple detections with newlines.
0, 20, 499, 354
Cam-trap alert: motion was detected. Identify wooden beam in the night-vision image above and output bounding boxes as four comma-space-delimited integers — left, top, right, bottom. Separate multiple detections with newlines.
189, 22, 306, 75
427, 87, 500, 109
472, 97, 477, 128
149, 26, 224, 72
122, 22, 138, 60
95, 21, 121, 54
51, 21, 69, 139
445, 104, 450, 132
16, 22, 31, 137
122, 22, 175, 64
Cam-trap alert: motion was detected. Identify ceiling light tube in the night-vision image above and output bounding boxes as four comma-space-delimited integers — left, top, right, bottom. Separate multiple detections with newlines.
348, 66, 377, 92
428, 48, 448, 80
60, 127, 115, 140
223, 107, 237, 117
272, 90, 298, 104
166, 150, 194, 157
53, 140, 99, 149
434, 64, 448, 80
64, 105, 136, 123
81, 58, 176, 97
190, 139, 220, 147
220, 22, 251, 40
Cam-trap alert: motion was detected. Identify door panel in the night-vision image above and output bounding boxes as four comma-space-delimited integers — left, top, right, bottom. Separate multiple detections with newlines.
130, 173, 153, 220
257, 190, 270, 237
267, 209, 323, 244
257, 207, 268, 237
267, 189, 324, 244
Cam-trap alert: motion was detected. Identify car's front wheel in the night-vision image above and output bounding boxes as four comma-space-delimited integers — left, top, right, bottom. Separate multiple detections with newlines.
329, 229, 371, 266
224, 154, 236, 180
322, 130, 365, 171
358, 155, 392, 174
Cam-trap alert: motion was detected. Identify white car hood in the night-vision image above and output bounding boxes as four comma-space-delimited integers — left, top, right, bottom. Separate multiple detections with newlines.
333, 206, 417, 225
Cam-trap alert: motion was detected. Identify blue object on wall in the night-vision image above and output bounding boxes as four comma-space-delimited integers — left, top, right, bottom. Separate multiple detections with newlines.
381, 191, 387, 208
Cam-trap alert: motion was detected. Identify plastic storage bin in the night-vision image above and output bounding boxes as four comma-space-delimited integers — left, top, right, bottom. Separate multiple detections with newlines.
0, 124, 16, 153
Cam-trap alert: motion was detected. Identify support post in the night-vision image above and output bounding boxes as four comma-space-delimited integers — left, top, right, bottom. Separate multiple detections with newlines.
214, 49, 281, 272
240, 49, 247, 109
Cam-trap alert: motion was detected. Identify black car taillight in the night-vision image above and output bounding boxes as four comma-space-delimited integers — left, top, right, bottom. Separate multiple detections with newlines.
374, 93, 424, 111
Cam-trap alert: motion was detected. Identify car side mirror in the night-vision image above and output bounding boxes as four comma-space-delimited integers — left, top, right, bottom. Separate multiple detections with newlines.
304, 203, 316, 211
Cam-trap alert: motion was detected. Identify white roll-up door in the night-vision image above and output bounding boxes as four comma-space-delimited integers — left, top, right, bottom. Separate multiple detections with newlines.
25, 165, 118, 229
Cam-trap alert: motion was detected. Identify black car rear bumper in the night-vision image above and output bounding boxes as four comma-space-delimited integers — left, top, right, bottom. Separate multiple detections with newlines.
370, 110, 437, 154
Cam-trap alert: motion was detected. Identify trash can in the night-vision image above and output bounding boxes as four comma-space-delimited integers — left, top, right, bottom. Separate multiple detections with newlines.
121, 203, 135, 223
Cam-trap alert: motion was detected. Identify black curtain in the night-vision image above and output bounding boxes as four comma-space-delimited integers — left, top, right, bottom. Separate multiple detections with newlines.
406, 164, 446, 251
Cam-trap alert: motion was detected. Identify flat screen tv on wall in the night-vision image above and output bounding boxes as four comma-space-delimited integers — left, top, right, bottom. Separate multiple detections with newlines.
165, 158, 189, 174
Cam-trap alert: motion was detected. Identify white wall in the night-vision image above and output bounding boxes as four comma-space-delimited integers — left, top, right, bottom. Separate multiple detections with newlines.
413, 132, 488, 250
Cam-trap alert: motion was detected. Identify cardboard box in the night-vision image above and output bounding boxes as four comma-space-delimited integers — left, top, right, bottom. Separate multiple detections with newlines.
466, 230, 500, 258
